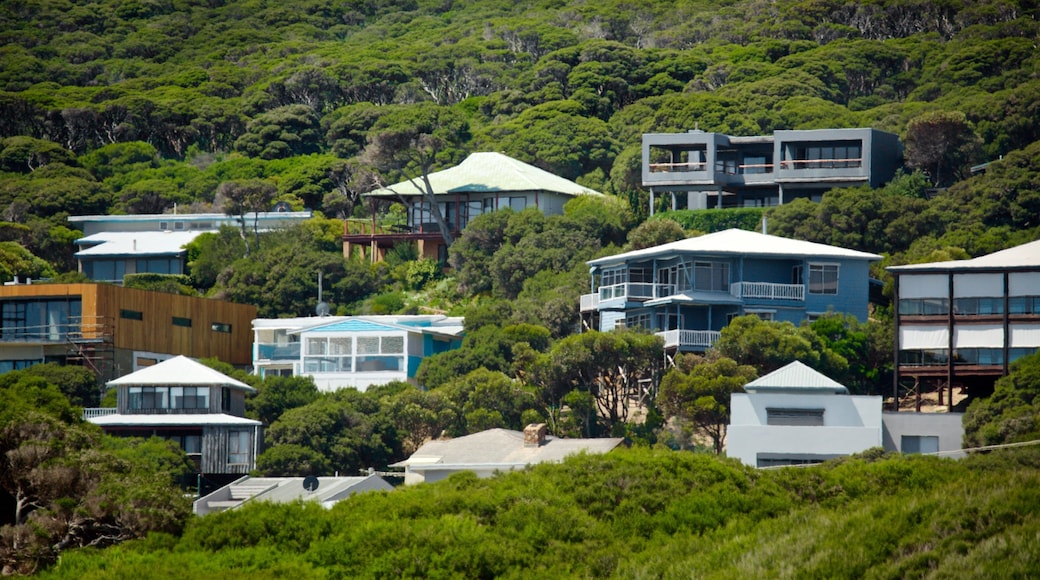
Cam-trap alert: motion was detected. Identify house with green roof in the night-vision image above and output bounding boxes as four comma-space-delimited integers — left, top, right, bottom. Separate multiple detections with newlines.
252, 314, 464, 391
345, 151, 602, 263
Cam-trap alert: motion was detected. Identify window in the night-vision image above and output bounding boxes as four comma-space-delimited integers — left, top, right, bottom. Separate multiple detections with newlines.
953, 348, 1004, 366
172, 316, 192, 327
302, 334, 407, 374
901, 435, 939, 454
227, 430, 251, 465
766, 408, 824, 426
121, 309, 143, 321
694, 262, 729, 292
899, 298, 950, 316
129, 386, 208, 411
898, 349, 950, 366
211, 322, 232, 333
747, 310, 774, 321
621, 313, 652, 330
1, 298, 81, 341
221, 387, 231, 413
1009, 296, 1040, 315
808, 264, 838, 295
953, 297, 1004, 316
792, 265, 804, 285
171, 386, 209, 410
508, 196, 527, 211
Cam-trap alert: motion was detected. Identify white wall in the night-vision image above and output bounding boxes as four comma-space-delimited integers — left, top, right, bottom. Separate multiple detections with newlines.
728, 392, 883, 467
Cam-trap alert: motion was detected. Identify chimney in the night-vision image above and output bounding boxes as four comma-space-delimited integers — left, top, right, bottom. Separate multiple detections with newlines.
523, 423, 547, 447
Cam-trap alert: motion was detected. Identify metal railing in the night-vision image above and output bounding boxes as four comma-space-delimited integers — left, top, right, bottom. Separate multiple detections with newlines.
82, 408, 117, 420
255, 343, 301, 360
0, 317, 112, 343
597, 283, 675, 302
731, 281, 804, 301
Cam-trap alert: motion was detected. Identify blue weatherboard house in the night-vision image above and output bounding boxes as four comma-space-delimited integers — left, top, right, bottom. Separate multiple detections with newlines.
580, 229, 881, 352
252, 315, 464, 392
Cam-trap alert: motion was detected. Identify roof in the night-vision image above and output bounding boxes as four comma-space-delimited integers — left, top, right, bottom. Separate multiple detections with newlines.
391, 428, 624, 470
240, 475, 392, 505
254, 315, 465, 339
296, 315, 465, 338
588, 229, 882, 268
743, 361, 849, 394
888, 238, 1040, 273
68, 211, 313, 225
365, 152, 603, 198
106, 355, 255, 392
88, 413, 261, 427
74, 231, 202, 257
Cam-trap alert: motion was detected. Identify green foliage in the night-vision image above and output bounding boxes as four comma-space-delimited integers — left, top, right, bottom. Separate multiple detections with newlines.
658, 356, 758, 453
714, 315, 849, 378
658, 207, 765, 233
963, 351, 1040, 448
123, 273, 196, 295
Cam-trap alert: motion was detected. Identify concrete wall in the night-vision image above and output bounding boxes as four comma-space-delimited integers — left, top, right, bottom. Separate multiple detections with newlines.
882, 412, 965, 458
728, 392, 883, 467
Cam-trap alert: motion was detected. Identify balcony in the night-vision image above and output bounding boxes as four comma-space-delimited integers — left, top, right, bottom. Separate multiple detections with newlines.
596, 283, 676, 303
731, 282, 804, 301
255, 343, 301, 360
657, 329, 721, 350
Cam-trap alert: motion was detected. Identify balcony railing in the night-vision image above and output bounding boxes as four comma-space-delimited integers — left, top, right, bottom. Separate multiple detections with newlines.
82, 408, 117, 420
0, 318, 112, 343
657, 329, 721, 350
648, 161, 708, 173
255, 343, 301, 360
731, 282, 804, 301
597, 283, 676, 302
580, 293, 599, 312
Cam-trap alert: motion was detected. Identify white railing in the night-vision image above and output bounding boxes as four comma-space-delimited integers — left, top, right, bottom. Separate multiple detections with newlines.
656, 329, 721, 349
82, 408, 117, 420
580, 293, 599, 311
597, 283, 676, 302
731, 282, 804, 301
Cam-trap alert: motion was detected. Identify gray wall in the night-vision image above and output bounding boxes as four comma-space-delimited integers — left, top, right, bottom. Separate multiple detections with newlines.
882, 412, 965, 458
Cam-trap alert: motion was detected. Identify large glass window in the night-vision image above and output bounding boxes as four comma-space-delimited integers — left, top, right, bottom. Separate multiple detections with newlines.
694, 262, 729, 292
302, 334, 405, 374
808, 264, 838, 295
1009, 296, 1040, 315
898, 349, 950, 366
953, 297, 1004, 316
1, 298, 81, 341
128, 386, 209, 411
899, 298, 950, 316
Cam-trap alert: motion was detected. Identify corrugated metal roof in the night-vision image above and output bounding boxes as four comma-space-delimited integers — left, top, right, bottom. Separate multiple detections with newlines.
888, 238, 1040, 272
365, 152, 603, 197
74, 231, 202, 257
391, 428, 624, 468
107, 355, 255, 391
588, 229, 881, 267
743, 361, 848, 394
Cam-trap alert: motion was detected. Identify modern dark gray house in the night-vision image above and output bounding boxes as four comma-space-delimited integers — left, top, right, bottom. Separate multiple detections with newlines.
642, 128, 903, 211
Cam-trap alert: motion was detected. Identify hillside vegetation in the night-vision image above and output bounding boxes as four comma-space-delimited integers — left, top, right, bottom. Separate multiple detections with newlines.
40, 446, 1040, 578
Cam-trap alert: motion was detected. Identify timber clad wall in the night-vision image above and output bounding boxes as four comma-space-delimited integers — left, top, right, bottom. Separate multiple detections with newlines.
0, 283, 257, 365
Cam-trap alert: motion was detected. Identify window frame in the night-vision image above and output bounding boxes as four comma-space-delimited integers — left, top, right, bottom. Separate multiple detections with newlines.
808, 263, 839, 295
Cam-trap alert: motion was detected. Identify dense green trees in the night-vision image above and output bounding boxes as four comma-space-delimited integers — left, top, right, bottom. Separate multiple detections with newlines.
40, 446, 1040, 578
963, 352, 1040, 448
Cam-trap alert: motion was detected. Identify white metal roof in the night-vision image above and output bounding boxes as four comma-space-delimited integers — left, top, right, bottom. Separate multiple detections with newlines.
365, 152, 603, 198
888, 238, 1040, 272
391, 428, 624, 469
107, 355, 255, 392
743, 361, 848, 394
88, 413, 261, 427
588, 229, 882, 268
254, 315, 465, 338
74, 231, 202, 257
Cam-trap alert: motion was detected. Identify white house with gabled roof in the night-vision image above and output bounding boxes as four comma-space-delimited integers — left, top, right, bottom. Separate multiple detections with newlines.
85, 355, 262, 478
727, 361, 883, 467
252, 314, 464, 392
346, 151, 603, 262
581, 228, 881, 353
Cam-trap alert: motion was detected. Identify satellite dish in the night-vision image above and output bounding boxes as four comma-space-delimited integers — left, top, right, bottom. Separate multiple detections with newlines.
315, 301, 330, 317
303, 475, 320, 492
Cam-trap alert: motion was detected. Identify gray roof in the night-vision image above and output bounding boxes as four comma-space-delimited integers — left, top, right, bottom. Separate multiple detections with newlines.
888, 238, 1040, 273
366, 152, 603, 198
743, 361, 848, 394
588, 229, 881, 268
391, 428, 624, 470
107, 355, 255, 392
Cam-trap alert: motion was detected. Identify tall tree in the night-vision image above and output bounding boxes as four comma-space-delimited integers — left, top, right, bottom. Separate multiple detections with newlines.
903, 110, 982, 188
216, 179, 277, 256
657, 355, 757, 454
361, 104, 470, 248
